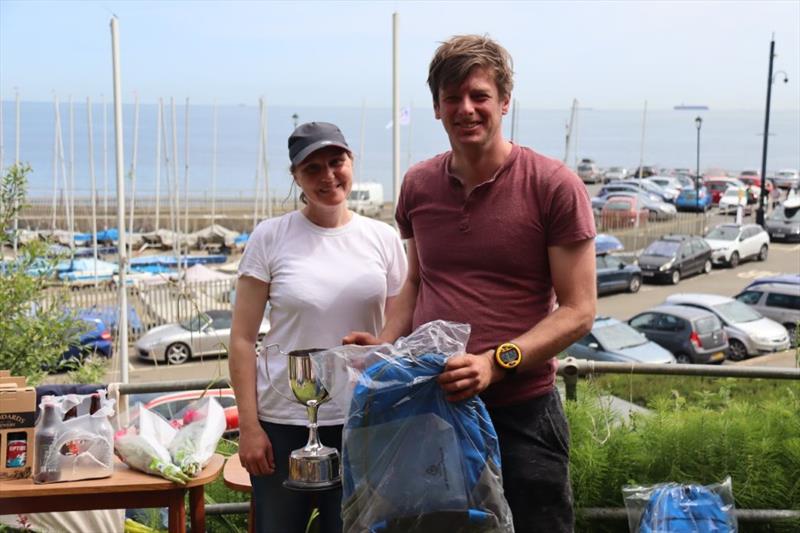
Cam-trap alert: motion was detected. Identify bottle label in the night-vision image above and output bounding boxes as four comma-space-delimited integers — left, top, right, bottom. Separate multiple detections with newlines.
6, 439, 27, 468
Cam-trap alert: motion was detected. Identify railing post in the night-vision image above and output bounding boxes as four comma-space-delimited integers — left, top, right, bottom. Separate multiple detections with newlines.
560, 357, 581, 401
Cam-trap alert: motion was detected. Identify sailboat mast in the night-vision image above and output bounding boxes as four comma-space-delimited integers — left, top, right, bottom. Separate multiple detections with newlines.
154, 100, 162, 233
183, 98, 190, 268
262, 101, 270, 219
87, 97, 99, 285
211, 100, 217, 224
127, 93, 140, 264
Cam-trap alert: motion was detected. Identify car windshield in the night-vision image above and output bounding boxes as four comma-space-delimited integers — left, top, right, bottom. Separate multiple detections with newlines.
723, 189, 740, 198
608, 167, 622, 172
594, 323, 648, 350
180, 314, 212, 331
605, 200, 631, 210
643, 241, 680, 257
578, 164, 592, 171
712, 301, 762, 324
348, 190, 369, 200
768, 205, 800, 222
694, 316, 722, 334
706, 226, 739, 240
777, 171, 796, 178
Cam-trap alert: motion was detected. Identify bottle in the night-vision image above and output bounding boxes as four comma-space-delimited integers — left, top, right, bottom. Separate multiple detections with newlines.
34, 402, 61, 483
89, 393, 102, 415
6, 432, 27, 468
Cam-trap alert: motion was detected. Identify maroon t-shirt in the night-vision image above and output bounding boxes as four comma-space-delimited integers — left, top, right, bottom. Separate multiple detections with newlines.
396, 144, 596, 407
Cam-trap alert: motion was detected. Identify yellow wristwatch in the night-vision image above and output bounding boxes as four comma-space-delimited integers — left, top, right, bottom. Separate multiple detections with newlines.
494, 342, 522, 373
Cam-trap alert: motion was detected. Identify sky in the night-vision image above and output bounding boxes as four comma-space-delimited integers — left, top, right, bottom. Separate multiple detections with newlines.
1, 0, 799, 111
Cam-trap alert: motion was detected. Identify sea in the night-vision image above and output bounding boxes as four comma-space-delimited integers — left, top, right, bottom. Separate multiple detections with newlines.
1, 100, 798, 201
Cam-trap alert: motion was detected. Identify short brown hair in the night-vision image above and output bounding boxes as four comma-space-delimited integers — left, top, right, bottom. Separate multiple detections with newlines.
427, 34, 514, 106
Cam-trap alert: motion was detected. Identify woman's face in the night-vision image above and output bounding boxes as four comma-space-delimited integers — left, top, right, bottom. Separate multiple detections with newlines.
293, 147, 353, 209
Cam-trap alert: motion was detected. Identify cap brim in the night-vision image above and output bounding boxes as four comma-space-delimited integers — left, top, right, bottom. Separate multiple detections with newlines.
291, 141, 351, 166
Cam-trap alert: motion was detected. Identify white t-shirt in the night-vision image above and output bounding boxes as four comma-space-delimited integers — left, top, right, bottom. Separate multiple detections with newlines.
238, 210, 407, 425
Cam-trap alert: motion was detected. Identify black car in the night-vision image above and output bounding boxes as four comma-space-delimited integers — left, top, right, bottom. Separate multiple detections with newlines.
628, 304, 728, 364
631, 165, 658, 178
596, 253, 642, 295
637, 235, 713, 285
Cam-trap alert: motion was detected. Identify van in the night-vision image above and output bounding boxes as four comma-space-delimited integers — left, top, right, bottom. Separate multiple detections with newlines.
577, 159, 601, 184
347, 182, 384, 217
734, 283, 800, 347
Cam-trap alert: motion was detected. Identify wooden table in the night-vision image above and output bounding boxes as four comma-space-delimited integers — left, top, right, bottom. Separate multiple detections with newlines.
222, 452, 254, 533
0, 454, 224, 533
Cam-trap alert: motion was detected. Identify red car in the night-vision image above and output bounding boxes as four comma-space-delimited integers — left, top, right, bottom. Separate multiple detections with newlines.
601, 196, 649, 229
144, 388, 239, 433
738, 174, 772, 193
705, 178, 746, 205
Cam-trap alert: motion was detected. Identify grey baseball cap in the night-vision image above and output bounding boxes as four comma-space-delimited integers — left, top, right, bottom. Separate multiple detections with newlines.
288, 122, 350, 167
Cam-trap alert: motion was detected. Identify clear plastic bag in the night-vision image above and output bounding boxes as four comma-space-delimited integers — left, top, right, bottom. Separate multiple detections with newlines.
168, 396, 226, 476
33, 391, 116, 484
623, 476, 737, 532
312, 320, 514, 533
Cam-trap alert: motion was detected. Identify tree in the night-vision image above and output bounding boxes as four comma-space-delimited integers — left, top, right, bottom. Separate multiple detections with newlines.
0, 164, 84, 384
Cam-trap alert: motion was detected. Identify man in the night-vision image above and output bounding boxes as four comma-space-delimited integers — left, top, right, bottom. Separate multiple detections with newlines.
345, 34, 596, 532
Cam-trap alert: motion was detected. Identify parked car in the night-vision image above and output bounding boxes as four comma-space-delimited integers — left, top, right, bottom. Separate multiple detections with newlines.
705, 178, 745, 205
735, 283, 800, 347
630, 165, 658, 179
664, 293, 790, 360
143, 388, 240, 433
628, 305, 728, 364
135, 309, 270, 365
704, 223, 769, 267
675, 185, 711, 212
602, 166, 628, 183
718, 186, 752, 215
738, 172, 771, 194
577, 159, 602, 184
564, 317, 676, 364
637, 235, 712, 285
596, 253, 642, 295
601, 196, 650, 229
772, 169, 800, 190
621, 179, 676, 203
744, 274, 800, 290
765, 198, 800, 242
592, 190, 677, 220
57, 316, 114, 367
645, 176, 683, 197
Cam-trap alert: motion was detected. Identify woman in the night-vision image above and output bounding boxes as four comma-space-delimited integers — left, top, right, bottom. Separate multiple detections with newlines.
229, 122, 407, 533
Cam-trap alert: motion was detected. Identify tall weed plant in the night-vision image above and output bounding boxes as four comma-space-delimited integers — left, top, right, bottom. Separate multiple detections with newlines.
567, 382, 800, 532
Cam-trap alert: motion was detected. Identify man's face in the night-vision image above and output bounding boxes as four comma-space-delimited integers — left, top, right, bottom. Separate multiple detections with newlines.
434, 67, 510, 151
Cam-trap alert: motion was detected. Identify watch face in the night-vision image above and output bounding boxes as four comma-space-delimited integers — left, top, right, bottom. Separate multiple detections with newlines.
498, 344, 521, 366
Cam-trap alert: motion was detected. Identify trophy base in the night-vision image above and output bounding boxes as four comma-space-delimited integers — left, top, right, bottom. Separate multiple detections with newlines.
282, 478, 342, 492
285, 445, 341, 493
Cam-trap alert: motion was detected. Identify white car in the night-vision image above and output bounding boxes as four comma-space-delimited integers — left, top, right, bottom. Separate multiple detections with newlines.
704, 223, 770, 267
665, 293, 790, 361
718, 186, 751, 215
772, 169, 800, 190
645, 176, 683, 198
603, 166, 628, 183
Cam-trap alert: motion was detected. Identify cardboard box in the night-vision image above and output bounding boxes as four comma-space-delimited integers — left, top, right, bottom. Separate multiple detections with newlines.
0, 373, 36, 479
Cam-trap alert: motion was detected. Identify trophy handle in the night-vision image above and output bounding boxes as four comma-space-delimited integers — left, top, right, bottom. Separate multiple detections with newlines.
261, 343, 302, 404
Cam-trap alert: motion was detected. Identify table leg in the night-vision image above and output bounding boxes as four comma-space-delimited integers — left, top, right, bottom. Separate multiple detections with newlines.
168, 490, 186, 533
248, 498, 255, 533
189, 485, 205, 533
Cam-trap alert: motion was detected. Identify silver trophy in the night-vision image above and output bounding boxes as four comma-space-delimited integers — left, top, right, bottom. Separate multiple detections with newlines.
263, 345, 341, 491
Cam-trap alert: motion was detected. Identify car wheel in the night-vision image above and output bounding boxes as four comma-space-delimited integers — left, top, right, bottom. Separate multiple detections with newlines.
703, 259, 712, 274
165, 343, 191, 365
758, 244, 768, 261
255, 334, 266, 355
671, 270, 681, 285
727, 339, 748, 362
676, 353, 693, 364
627, 275, 641, 293
728, 251, 740, 268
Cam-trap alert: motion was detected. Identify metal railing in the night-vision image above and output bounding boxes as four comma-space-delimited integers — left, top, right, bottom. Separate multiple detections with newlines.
111, 357, 800, 525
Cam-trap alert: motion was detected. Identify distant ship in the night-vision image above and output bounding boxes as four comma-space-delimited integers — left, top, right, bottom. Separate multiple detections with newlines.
674, 104, 709, 110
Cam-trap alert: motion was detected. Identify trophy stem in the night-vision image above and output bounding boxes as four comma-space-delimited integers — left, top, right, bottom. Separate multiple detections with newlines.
305, 401, 323, 452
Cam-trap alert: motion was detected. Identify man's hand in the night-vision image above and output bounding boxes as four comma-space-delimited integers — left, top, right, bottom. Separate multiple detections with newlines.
342, 331, 381, 346
238, 425, 275, 476
438, 350, 504, 402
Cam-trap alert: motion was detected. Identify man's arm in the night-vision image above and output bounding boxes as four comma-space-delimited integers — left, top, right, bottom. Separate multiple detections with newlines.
343, 238, 420, 345
438, 237, 596, 401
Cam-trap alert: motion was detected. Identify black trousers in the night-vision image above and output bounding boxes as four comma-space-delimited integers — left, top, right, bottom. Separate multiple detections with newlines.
488, 389, 574, 533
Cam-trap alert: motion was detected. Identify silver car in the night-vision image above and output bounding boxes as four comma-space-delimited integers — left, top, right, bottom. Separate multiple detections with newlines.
135, 309, 269, 365
772, 169, 800, 190
735, 283, 800, 347
664, 293, 790, 361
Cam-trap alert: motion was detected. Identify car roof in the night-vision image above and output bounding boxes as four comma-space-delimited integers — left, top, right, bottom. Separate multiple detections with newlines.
744, 283, 800, 295
644, 304, 718, 320
745, 274, 800, 289
204, 309, 233, 319
665, 293, 734, 306
657, 234, 693, 242
593, 316, 621, 327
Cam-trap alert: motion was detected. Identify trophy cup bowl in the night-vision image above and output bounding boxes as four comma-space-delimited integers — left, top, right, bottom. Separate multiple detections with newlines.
266, 346, 342, 491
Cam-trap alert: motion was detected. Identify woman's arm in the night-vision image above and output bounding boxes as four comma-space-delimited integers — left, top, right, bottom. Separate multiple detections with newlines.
229, 275, 274, 475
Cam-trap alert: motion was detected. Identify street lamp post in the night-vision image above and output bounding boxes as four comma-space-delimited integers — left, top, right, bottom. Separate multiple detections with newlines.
756, 34, 789, 226
695, 116, 702, 213
292, 113, 299, 210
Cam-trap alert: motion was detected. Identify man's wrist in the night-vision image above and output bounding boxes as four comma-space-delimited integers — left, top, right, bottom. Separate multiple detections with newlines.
484, 350, 506, 383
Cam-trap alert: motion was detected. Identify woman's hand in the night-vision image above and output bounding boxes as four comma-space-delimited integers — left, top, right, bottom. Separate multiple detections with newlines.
238, 424, 275, 476
342, 331, 381, 346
